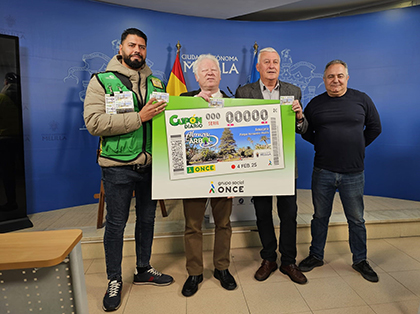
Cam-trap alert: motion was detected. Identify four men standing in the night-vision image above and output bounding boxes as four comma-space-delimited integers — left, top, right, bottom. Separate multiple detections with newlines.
85, 28, 382, 312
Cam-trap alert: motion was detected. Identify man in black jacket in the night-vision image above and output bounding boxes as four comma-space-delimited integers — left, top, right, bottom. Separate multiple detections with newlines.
235, 47, 308, 285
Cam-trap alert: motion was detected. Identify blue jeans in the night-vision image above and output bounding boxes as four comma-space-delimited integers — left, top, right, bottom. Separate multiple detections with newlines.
309, 167, 367, 264
102, 166, 157, 280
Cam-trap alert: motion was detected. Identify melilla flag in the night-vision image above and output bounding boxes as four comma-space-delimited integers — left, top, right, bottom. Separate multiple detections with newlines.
167, 51, 187, 96
249, 48, 260, 83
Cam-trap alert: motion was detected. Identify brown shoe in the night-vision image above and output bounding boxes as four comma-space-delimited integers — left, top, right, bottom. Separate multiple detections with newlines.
254, 260, 278, 281
280, 264, 307, 284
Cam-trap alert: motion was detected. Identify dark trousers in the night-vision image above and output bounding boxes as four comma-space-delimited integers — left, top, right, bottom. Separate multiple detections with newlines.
102, 166, 157, 280
254, 187, 298, 266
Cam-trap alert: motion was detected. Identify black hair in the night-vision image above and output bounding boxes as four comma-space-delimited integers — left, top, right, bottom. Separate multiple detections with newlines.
121, 28, 147, 45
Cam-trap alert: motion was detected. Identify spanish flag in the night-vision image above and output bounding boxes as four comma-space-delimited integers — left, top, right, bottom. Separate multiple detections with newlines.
167, 51, 187, 96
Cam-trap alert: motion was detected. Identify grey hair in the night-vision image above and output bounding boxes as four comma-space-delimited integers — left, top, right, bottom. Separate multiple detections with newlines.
192, 54, 220, 75
257, 47, 279, 64
324, 60, 349, 77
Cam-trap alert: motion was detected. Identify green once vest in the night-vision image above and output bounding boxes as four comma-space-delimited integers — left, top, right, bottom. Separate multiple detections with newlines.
95, 71, 165, 162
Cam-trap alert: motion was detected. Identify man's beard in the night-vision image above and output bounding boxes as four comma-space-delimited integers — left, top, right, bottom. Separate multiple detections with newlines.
123, 53, 145, 70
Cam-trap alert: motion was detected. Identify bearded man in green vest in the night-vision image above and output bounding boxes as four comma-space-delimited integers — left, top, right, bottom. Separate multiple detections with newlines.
84, 28, 173, 312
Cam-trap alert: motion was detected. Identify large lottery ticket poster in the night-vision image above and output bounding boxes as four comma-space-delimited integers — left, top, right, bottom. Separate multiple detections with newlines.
152, 96, 296, 199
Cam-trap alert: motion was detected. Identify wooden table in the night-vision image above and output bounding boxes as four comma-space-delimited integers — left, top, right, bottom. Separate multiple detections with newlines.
0, 229, 88, 314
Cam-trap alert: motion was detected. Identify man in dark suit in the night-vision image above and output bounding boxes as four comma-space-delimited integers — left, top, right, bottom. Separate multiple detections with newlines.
235, 47, 308, 284
180, 54, 236, 297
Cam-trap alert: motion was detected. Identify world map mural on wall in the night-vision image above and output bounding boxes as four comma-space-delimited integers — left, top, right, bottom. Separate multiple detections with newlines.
278, 49, 324, 104
64, 40, 325, 131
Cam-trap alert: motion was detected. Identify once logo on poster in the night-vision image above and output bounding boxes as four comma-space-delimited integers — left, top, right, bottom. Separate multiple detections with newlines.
217, 180, 245, 194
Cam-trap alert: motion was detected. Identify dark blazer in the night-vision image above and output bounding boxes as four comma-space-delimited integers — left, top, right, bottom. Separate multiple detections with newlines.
235, 80, 307, 133
235, 80, 301, 105
180, 89, 230, 98
235, 79, 307, 178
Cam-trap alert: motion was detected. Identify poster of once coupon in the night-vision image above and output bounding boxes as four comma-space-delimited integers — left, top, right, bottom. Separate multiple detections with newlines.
152, 96, 296, 200
165, 104, 283, 180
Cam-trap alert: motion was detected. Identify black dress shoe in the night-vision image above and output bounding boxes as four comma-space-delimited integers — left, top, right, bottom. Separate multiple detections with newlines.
214, 269, 237, 290
182, 274, 203, 297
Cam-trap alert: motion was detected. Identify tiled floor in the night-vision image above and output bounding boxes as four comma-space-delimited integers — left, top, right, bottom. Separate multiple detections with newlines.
83, 237, 420, 314
16, 189, 420, 313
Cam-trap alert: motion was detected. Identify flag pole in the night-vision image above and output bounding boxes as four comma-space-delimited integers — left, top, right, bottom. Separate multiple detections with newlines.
249, 41, 260, 84
167, 40, 188, 96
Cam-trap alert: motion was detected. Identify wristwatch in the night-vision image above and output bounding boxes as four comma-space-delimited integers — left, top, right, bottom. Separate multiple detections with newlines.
297, 114, 305, 123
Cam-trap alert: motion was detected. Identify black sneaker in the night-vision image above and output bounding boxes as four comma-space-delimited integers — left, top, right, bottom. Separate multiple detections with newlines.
352, 260, 379, 282
133, 266, 174, 286
298, 255, 324, 272
103, 279, 122, 312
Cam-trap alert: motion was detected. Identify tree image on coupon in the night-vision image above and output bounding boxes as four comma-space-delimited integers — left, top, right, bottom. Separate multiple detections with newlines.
218, 128, 237, 160
185, 125, 272, 166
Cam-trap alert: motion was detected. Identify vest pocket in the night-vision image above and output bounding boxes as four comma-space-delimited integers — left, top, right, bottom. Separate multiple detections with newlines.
101, 129, 142, 161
